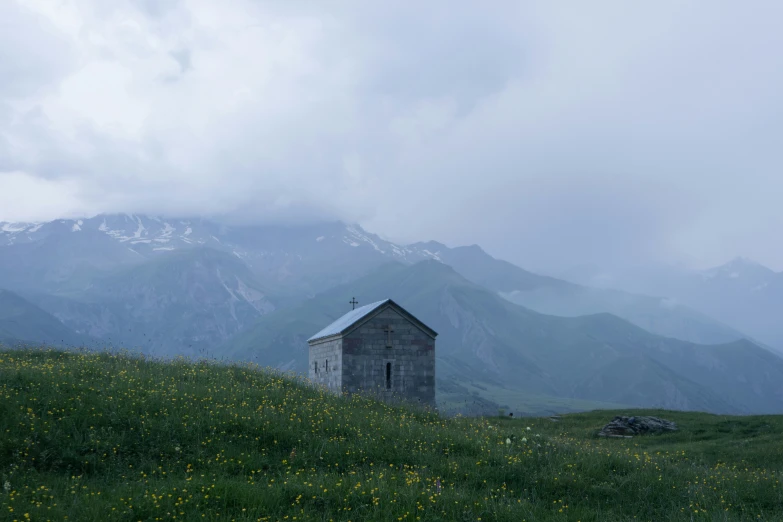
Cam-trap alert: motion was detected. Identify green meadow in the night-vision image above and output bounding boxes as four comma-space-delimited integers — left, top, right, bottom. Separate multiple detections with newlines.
1, 348, 781, 521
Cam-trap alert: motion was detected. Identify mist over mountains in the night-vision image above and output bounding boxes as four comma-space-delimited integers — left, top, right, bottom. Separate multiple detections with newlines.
1, 213, 782, 415
557, 258, 783, 352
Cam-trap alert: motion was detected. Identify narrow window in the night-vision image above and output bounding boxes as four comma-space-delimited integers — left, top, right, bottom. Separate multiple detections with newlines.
325, 359, 329, 372
386, 362, 391, 389
314, 361, 318, 374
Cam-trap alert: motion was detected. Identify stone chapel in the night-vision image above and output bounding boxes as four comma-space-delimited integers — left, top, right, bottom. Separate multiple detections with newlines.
307, 299, 437, 407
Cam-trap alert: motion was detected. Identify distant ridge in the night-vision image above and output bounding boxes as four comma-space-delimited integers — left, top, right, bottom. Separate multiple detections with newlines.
0, 289, 93, 348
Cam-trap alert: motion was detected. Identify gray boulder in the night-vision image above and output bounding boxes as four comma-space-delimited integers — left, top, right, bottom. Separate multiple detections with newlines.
598, 415, 678, 438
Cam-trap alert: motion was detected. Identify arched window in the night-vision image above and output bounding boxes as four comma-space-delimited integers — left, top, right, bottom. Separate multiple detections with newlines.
314, 361, 318, 374
386, 362, 392, 389
325, 359, 329, 372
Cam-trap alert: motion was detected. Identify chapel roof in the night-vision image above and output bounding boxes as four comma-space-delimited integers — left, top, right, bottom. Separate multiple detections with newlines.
307, 298, 437, 344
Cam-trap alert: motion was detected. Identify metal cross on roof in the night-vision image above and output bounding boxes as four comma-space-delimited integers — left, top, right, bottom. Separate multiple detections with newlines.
349, 297, 358, 310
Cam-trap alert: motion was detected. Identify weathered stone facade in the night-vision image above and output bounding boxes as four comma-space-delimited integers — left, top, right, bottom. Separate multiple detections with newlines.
308, 337, 343, 391
307, 300, 436, 408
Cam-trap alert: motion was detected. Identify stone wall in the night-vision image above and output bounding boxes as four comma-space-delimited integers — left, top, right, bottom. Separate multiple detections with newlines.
308, 337, 343, 395
342, 307, 436, 407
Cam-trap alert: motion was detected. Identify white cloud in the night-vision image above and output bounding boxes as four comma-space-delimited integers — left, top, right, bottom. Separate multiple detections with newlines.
0, 171, 87, 222
1, 0, 782, 270
41, 60, 149, 138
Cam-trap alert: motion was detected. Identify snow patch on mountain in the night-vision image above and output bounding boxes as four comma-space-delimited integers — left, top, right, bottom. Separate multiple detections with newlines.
1, 223, 31, 233
132, 217, 146, 239
420, 249, 443, 261
345, 225, 386, 254
161, 223, 175, 238
390, 244, 411, 257
0, 222, 46, 245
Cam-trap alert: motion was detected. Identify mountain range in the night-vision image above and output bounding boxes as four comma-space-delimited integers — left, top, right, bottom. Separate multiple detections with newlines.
556, 257, 783, 352
2, 213, 782, 415
1, 215, 766, 348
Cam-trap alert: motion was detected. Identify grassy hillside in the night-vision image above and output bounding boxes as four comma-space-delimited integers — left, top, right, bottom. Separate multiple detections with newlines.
2, 348, 781, 521
224, 261, 783, 415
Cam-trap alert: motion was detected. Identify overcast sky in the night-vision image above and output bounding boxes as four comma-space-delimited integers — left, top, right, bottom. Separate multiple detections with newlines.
1, 1, 782, 272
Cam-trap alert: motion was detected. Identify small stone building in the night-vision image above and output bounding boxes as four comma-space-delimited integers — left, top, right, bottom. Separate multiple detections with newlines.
307, 299, 437, 407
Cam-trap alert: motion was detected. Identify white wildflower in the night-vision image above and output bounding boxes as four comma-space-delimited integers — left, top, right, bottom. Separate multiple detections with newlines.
3, 481, 10, 492
521, 437, 527, 443
526, 426, 532, 431
505, 438, 511, 445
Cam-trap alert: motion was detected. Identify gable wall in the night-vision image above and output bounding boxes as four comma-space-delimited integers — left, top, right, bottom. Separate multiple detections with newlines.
342, 306, 435, 406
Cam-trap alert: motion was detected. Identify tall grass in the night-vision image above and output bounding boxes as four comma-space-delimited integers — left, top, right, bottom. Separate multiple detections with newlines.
1, 347, 781, 521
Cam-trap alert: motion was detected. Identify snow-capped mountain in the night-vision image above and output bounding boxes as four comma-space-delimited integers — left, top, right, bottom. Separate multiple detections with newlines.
1, 213, 417, 261
0, 214, 418, 294
1, 213, 515, 298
